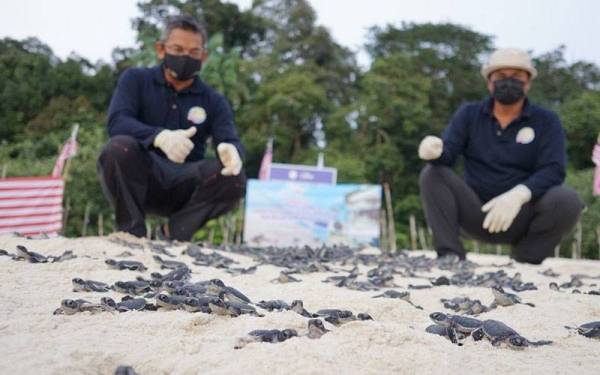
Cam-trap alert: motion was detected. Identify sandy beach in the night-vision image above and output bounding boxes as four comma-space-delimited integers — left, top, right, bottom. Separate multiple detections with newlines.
0, 233, 598, 375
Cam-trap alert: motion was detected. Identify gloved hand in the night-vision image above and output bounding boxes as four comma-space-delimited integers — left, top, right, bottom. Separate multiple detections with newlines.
482, 184, 532, 233
418, 136, 444, 160
153, 127, 197, 163
217, 143, 243, 176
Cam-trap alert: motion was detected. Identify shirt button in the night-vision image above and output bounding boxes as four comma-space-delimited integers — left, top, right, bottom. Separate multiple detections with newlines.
172, 104, 177, 110
496, 130, 501, 136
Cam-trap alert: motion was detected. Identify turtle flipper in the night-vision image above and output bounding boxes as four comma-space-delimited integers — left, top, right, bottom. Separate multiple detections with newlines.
472, 327, 484, 341
528, 339, 553, 347
523, 302, 535, 307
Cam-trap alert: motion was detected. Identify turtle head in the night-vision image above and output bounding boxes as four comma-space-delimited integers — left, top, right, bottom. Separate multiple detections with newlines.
308, 319, 326, 331
61, 299, 77, 309
101, 297, 116, 308
72, 278, 85, 285
209, 279, 225, 288
105, 259, 117, 266
150, 280, 162, 289
429, 312, 449, 325
491, 286, 504, 293
291, 300, 304, 309
507, 335, 529, 349
282, 329, 298, 339
157, 294, 171, 304
357, 313, 373, 321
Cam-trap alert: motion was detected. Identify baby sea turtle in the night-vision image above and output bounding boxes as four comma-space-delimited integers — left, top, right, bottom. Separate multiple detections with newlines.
565, 321, 600, 339
429, 312, 483, 344
472, 320, 552, 349
256, 300, 290, 312
101, 297, 147, 312
271, 271, 302, 284
316, 309, 356, 326
151, 267, 191, 282
425, 324, 468, 342
105, 259, 147, 272
72, 278, 110, 293
208, 299, 263, 317
183, 296, 215, 313
156, 293, 188, 310
54, 299, 111, 315
225, 265, 258, 276
234, 329, 298, 349
206, 280, 251, 304
114, 365, 138, 375
290, 300, 315, 318
16, 245, 48, 263
373, 290, 423, 310
491, 286, 535, 307
113, 280, 152, 295
307, 319, 330, 339
152, 255, 187, 270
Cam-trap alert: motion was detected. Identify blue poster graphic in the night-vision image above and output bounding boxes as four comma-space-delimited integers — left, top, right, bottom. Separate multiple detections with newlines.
244, 179, 381, 247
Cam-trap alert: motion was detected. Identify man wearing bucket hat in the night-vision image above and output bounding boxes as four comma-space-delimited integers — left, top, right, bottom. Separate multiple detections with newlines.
417, 48, 584, 264
97, 15, 246, 241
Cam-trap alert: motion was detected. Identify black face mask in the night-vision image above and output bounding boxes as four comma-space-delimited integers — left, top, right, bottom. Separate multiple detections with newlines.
163, 53, 202, 81
492, 77, 525, 105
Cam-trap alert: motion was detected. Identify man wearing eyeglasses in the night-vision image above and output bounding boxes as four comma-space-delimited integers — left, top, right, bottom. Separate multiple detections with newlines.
417, 48, 584, 264
97, 15, 245, 241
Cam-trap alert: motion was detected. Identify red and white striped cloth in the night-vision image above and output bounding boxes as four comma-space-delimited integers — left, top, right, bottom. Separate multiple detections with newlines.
592, 143, 600, 196
0, 177, 64, 236
0, 126, 78, 236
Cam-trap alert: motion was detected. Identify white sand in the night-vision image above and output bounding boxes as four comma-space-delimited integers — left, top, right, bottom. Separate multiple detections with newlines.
0, 233, 598, 375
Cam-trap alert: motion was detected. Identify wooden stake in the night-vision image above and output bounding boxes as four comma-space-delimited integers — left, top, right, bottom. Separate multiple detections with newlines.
418, 226, 428, 250
236, 198, 245, 245
575, 220, 582, 259
473, 240, 480, 254
379, 208, 388, 252
62, 198, 71, 236
145, 221, 151, 240
82, 203, 91, 237
409, 215, 417, 250
554, 245, 560, 258
98, 214, 104, 237
495, 245, 502, 256
383, 183, 396, 252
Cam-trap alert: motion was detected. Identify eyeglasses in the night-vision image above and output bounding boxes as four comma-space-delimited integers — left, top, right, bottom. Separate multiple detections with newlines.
163, 43, 204, 59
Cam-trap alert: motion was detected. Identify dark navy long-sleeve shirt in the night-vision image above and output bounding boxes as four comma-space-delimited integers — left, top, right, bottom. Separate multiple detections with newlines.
432, 97, 566, 202
107, 65, 244, 162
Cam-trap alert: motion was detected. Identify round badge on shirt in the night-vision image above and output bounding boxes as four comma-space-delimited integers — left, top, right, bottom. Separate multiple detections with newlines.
187, 106, 207, 125
516, 127, 535, 144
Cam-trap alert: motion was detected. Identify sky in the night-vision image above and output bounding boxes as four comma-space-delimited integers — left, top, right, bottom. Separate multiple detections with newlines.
0, 0, 598, 68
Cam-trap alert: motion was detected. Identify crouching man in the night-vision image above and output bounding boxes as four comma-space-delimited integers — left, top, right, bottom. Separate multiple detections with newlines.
97, 15, 245, 241
418, 48, 584, 264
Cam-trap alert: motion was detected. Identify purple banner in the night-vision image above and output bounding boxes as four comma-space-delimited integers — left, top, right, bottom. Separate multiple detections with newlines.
268, 163, 337, 184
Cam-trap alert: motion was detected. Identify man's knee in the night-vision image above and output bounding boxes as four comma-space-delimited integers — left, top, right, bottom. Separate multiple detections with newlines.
220, 172, 246, 201
419, 164, 452, 189
537, 186, 584, 224
98, 135, 143, 167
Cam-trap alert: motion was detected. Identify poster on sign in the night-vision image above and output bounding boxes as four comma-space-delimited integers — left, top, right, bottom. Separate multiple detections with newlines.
244, 179, 381, 247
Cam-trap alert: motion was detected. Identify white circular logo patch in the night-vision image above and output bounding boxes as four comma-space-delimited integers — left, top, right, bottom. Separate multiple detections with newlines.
187, 106, 207, 125
516, 127, 535, 144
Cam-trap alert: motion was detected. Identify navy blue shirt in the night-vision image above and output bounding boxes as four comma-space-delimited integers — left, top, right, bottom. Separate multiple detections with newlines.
432, 97, 566, 202
107, 65, 244, 162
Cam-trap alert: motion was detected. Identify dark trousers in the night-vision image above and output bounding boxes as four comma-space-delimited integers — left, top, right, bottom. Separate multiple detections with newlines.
419, 165, 584, 264
96, 135, 246, 241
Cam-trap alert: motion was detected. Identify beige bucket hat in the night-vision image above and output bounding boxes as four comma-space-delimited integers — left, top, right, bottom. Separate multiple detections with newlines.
481, 48, 537, 79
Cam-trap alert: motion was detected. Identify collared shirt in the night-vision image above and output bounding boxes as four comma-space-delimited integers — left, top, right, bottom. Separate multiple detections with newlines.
107, 65, 244, 162
432, 97, 566, 202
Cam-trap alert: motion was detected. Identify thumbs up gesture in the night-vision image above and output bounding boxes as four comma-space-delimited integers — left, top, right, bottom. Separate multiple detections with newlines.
153, 127, 197, 163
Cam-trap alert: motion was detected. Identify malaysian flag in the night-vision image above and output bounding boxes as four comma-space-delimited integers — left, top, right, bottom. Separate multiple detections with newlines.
593, 141, 600, 196
258, 137, 273, 180
0, 126, 78, 237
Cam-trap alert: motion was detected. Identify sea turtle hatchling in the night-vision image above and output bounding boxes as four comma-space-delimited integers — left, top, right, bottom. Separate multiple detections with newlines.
156, 293, 188, 310
152, 255, 187, 270
372, 290, 423, 310
425, 324, 468, 342
101, 297, 148, 312
256, 300, 290, 312
113, 280, 152, 295
16, 245, 49, 263
206, 280, 252, 304
72, 278, 110, 293
290, 300, 315, 318
564, 321, 600, 339
182, 296, 215, 313
429, 312, 483, 344
208, 299, 264, 317
472, 319, 552, 349
270, 271, 302, 284
234, 329, 298, 349
491, 286, 535, 307
54, 299, 112, 315
307, 319, 330, 339
105, 259, 147, 272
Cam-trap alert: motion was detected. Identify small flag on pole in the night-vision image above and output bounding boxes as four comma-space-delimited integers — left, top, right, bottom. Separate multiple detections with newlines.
258, 137, 273, 180
592, 140, 600, 196
52, 124, 79, 178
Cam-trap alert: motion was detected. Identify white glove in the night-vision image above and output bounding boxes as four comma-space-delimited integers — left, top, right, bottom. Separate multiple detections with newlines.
418, 136, 443, 160
482, 184, 532, 233
217, 143, 242, 176
153, 127, 197, 163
